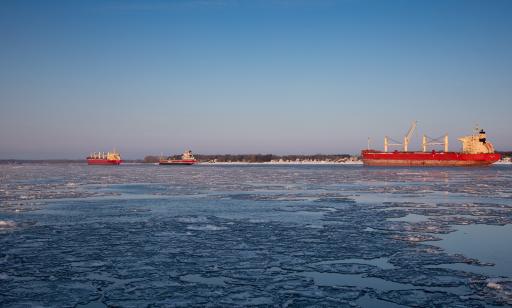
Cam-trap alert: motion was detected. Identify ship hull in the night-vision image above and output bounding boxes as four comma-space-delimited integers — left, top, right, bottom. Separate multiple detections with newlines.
87, 159, 122, 165
159, 160, 197, 165
361, 151, 500, 167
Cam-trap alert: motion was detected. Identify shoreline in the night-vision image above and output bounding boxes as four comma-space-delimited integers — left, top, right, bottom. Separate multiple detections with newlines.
199, 161, 364, 165
1, 160, 511, 165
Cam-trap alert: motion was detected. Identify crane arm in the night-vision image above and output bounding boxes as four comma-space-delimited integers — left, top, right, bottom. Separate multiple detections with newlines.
405, 121, 417, 141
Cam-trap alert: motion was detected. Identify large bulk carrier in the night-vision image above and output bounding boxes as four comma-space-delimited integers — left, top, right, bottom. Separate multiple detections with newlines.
362, 122, 500, 166
86, 150, 122, 165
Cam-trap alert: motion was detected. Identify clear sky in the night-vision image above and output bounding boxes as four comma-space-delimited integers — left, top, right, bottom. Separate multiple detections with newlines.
1, 0, 511, 159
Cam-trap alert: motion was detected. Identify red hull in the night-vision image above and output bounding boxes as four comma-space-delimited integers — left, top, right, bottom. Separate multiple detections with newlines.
361, 150, 500, 167
159, 159, 197, 165
87, 158, 122, 165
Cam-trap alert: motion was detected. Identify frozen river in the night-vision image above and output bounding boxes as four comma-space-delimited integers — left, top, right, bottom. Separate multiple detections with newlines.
1, 164, 512, 307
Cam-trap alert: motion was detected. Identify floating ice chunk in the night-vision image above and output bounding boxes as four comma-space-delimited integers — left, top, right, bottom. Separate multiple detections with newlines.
186, 224, 227, 231
305, 224, 323, 229
388, 213, 429, 223
314, 196, 356, 204
487, 281, 502, 290
180, 274, 231, 286
0, 220, 16, 228
306, 262, 379, 275
370, 267, 479, 287
318, 207, 337, 212
388, 245, 490, 269
392, 234, 441, 242
476, 278, 512, 305
176, 216, 209, 223
70, 260, 106, 268
248, 218, 268, 223
377, 289, 484, 307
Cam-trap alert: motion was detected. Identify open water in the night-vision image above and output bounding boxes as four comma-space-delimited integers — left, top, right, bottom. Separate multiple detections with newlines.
1, 164, 512, 307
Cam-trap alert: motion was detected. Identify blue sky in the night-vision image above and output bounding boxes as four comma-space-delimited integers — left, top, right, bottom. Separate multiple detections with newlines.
1, 0, 511, 158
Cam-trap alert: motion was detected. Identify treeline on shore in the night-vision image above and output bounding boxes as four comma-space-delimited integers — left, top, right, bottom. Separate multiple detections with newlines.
144, 154, 353, 163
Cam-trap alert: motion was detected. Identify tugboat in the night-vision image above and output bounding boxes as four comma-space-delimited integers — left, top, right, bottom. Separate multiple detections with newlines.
361, 122, 501, 166
159, 150, 198, 165
87, 150, 122, 165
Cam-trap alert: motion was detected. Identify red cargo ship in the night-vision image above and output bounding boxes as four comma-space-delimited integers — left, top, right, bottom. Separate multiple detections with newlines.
87, 150, 122, 165
362, 122, 500, 167
159, 150, 198, 165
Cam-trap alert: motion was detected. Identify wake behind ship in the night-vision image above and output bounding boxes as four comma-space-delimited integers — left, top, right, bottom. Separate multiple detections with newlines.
87, 150, 122, 165
362, 122, 500, 166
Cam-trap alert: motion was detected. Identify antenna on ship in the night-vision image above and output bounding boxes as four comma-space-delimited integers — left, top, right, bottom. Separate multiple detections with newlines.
367, 137, 371, 150
474, 123, 480, 134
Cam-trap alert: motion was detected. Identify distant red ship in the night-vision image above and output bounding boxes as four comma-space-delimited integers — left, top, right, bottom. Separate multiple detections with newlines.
362, 122, 500, 167
87, 150, 122, 165
159, 150, 198, 165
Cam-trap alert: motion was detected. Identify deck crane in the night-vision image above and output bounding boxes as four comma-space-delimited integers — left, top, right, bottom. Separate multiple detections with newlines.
403, 121, 417, 152
422, 134, 449, 152
384, 121, 417, 152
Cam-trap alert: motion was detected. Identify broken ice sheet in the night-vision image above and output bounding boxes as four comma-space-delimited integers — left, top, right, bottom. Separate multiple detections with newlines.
471, 278, 512, 306
376, 289, 485, 307
369, 267, 483, 288
1, 164, 512, 306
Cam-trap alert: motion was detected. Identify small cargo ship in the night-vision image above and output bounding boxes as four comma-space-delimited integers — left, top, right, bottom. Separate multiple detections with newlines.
159, 150, 198, 165
87, 150, 122, 165
362, 122, 501, 166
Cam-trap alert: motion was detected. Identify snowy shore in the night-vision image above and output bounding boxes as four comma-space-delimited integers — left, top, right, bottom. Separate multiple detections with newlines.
201, 160, 364, 165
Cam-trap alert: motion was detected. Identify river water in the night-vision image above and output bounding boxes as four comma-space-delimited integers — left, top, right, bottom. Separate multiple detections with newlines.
1, 164, 511, 307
